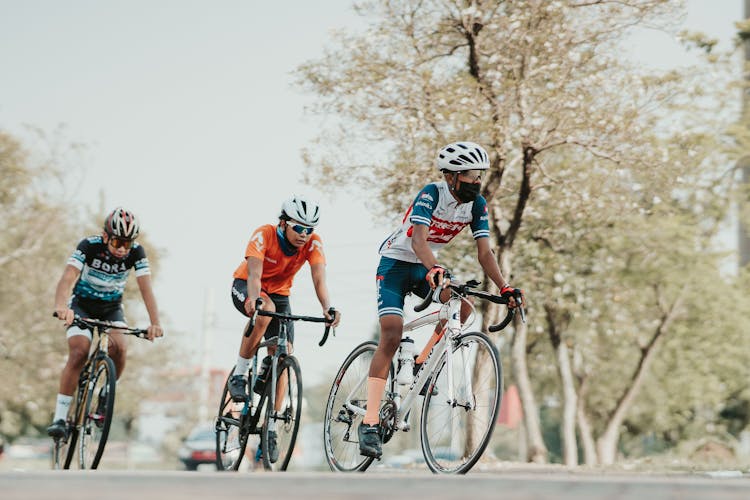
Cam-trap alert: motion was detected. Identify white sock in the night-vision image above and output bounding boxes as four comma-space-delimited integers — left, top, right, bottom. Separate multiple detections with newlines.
53, 394, 73, 422
234, 357, 251, 377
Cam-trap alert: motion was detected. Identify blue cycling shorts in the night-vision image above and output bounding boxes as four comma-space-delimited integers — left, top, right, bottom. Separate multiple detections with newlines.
376, 256, 431, 317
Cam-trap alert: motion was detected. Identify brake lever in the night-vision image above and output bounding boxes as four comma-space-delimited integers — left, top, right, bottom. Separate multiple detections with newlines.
244, 297, 264, 338
515, 290, 527, 323
319, 307, 337, 347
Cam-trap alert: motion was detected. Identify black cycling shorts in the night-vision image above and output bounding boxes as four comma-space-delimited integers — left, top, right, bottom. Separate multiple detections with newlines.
231, 278, 294, 343
70, 295, 126, 324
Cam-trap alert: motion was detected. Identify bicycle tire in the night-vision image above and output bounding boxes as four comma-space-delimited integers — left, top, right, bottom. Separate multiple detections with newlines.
215, 366, 252, 471
78, 355, 117, 469
420, 331, 502, 474
52, 407, 77, 470
58, 370, 92, 469
261, 355, 302, 471
324, 341, 387, 472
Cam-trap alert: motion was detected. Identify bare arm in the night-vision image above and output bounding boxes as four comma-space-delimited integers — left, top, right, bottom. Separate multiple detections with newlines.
54, 264, 81, 325
410, 224, 438, 269
244, 256, 264, 315
136, 274, 163, 340
310, 263, 341, 327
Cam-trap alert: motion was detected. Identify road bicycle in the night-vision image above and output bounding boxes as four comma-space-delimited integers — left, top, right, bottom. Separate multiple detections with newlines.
215, 301, 335, 471
323, 276, 525, 474
51, 315, 149, 470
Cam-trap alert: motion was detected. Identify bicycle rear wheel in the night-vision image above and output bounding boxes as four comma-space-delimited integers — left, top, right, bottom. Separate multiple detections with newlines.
420, 332, 502, 474
57, 372, 92, 469
78, 355, 116, 469
323, 341, 385, 472
261, 355, 302, 471
215, 366, 252, 470
52, 413, 76, 469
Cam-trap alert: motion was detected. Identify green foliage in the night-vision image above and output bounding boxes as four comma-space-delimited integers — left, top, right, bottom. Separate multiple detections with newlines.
297, 0, 749, 464
0, 130, 82, 439
0, 129, 185, 443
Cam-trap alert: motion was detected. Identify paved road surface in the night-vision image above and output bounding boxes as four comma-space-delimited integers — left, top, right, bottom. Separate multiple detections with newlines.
2, 470, 749, 500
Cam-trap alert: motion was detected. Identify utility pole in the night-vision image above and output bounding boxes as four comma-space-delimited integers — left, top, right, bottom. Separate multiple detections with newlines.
739, 0, 750, 266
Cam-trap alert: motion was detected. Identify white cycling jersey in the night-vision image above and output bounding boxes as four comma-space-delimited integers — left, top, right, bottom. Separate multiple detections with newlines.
378, 181, 490, 264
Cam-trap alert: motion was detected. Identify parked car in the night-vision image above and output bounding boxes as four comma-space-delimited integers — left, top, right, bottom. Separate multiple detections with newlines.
178, 425, 216, 470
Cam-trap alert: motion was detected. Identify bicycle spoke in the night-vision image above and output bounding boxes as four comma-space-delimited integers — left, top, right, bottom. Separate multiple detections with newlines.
215, 367, 250, 471
261, 356, 302, 471
79, 357, 116, 469
420, 332, 502, 474
323, 341, 381, 472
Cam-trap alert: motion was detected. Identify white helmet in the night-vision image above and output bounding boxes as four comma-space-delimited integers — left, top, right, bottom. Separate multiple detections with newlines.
437, 141, 490, 171
280, 195, 320, 227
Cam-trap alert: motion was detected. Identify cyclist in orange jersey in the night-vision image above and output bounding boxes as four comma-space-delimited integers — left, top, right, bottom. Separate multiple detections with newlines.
228, 195, 341, 403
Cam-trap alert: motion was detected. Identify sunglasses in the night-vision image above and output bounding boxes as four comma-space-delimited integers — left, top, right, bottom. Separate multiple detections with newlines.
109, 237, 134, 249
458, 169, 483, 182
288, 223, 314, 235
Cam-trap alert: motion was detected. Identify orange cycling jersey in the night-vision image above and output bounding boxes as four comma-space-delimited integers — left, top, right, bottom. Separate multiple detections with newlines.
232, 224, 326, 296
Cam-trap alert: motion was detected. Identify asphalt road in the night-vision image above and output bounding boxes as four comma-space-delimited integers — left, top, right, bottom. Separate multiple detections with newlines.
3, 469, 749, 500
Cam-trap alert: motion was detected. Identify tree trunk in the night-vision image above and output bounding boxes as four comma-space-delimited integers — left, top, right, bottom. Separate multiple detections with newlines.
555, 340, 578, 466
596, 295, 683, 464
511, 319, 548, 463
545, 304, 577, 466
576, 379, 598, 466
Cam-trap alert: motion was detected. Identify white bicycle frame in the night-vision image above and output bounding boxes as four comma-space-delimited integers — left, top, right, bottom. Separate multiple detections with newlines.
343, 290, 475, 431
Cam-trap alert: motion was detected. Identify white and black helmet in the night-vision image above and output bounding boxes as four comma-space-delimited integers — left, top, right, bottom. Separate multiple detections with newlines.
437, 141, 490, 172
104, 207, 140, 239
280, 195, 320, 227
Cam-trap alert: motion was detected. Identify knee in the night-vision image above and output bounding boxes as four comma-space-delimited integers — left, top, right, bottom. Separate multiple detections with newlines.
379, 328, 402, 354
109, 339, 127, 361
67, 348, 89, 368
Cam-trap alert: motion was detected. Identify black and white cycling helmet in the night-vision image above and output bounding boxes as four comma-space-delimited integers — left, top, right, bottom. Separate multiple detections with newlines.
437, 141, 490, 172
280, 195, 320, 227
104, 207, 140, 239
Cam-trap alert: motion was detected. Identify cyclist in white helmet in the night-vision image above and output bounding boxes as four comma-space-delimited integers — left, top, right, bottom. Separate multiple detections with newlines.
228, 195, 341, 406
358, 141, 525, 459
48, 207, 163, 438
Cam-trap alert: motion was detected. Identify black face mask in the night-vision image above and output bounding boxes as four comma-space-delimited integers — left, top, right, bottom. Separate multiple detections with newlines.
454, 181, 481, 203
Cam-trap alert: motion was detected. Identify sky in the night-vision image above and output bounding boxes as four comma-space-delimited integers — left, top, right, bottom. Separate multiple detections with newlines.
0, 0, 743, 388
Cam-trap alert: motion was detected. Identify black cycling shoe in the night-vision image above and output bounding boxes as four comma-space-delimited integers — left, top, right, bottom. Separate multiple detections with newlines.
267, 430, 279, 463
47, 419, 67, 439
358, 423, 382, 458
228, 375, 248, 402
413, 363, 438, 396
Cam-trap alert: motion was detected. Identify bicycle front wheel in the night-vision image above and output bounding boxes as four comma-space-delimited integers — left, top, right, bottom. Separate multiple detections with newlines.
323, 341, 382, 472
79, 355, 116, 469
420, 332, 502, 474
261, 355, 302, 471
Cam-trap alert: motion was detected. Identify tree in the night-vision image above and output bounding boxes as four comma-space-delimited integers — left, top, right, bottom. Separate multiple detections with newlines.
297, 0, 731, 463
0, 129, 185, 444
0, 129, 82, 439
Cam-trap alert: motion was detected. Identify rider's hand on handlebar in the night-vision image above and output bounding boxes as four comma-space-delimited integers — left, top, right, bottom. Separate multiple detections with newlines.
324, 308, 341, 328
500, 285, 526, 309
54, 307, 75, 326
146, 324, 164, 341
244, 296, 263, 317
425, 265, 449, 290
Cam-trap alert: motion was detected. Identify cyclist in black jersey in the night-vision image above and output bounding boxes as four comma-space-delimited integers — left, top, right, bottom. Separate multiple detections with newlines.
47, 207, 163, 439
